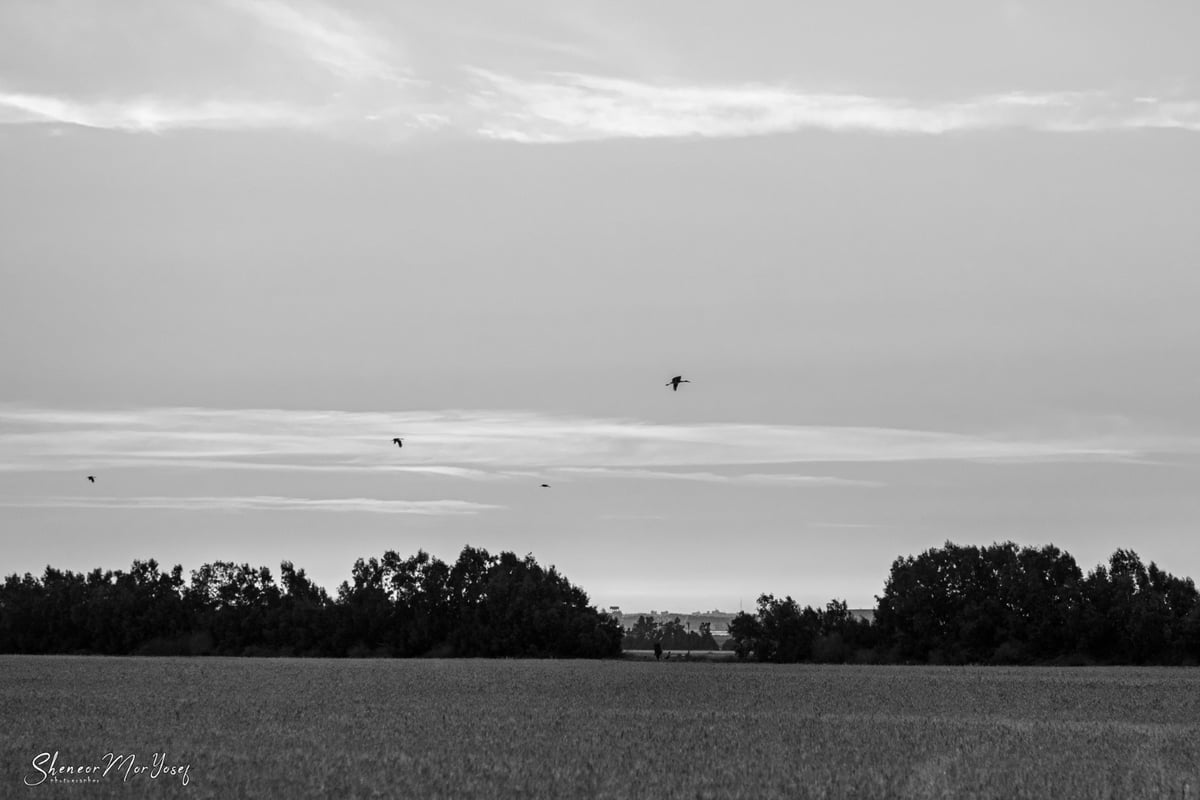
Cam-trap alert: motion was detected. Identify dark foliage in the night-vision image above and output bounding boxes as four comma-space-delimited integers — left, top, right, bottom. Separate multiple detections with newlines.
7, 540, 1197, 665
0, 547, 623, 659
874, 542, 1199, 665
728, 598, 878, 663
725, 542, 1200, 665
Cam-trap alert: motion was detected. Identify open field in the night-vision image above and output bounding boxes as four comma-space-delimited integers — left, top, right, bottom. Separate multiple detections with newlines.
3, 656, 1198, 799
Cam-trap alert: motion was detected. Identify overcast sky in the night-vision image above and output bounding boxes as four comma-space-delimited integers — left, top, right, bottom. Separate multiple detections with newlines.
3, 1, 1199, 613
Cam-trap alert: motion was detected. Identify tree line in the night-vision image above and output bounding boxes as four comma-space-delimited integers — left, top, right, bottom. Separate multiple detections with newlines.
0, 546, 623, 658
5, 540, 1198, 664
727, 542, 1200, 665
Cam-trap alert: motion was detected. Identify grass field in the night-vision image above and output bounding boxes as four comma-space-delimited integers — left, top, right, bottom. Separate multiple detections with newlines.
3, 655, 1198, 799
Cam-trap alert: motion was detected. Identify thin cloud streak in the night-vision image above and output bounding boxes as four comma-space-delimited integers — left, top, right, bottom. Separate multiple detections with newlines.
0, 91, 317, 133
0, 495, 500, 515
1, 0, 428, 135
4, 74, 1199, 141
0, 458, 507, 480
1, 2, 1196, 141
467, 70, 1200, 141
554, 467, 882, 487
0, 405, 1179, 479
223, 0, 410, 84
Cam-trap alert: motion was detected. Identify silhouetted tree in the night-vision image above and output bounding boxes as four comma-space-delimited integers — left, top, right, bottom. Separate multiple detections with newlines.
4, 541, 1196, 664
0, 546, 622, 659
875, 542, 1198, 665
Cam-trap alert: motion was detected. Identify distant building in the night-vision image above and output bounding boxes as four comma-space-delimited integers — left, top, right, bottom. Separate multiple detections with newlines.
613, 608, 877, 631
616, 610, 737, 635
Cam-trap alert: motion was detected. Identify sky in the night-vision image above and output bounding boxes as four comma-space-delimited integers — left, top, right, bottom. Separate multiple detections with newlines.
2, 0, 1200, 613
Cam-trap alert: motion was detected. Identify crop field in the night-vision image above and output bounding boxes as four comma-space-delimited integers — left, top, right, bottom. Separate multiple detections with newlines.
3, 656, 1198, 799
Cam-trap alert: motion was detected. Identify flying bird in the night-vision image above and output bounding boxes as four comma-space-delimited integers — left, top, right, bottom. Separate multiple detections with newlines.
666, 376, 690, 391
541, 484, 550, 488
391, 438, 403, 448
87, 476, 95, 483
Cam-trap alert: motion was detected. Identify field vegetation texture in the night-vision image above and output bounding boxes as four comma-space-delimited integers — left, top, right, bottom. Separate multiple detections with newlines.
3, 656, 1198, 799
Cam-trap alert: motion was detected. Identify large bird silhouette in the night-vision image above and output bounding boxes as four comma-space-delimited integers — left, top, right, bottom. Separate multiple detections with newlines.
666, 376, 691, 392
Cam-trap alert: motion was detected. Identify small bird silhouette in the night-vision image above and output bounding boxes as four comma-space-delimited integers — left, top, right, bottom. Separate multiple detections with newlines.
666, 376, 690, 391
391, 438, 403, 448
540, 484, 550, 488
87, 476, 95, 483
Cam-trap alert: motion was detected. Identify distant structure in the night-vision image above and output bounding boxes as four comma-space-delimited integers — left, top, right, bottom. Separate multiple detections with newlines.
615, 609, 736, 642
615, 607, 876, 640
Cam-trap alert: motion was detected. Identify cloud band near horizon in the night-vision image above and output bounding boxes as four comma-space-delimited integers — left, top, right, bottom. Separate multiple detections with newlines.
466, 71, 1200, 141
0, 495, 500, 515
3, 75, 1198, 140
0, 405, 1180, 480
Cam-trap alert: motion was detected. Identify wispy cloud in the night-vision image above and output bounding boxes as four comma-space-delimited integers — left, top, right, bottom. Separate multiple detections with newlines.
0, 495, 499, 515
0, 0, 428, 135
553, 467, 882, 487
2, 0, 1198, 142
223, 0, 410, 84
5, 71, 1198, 141
0, 405, 1178, 481
0, 91, 317, 133
466, 69, 1200, 142
0, 89, 460, 138
597, 513, 667, 521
